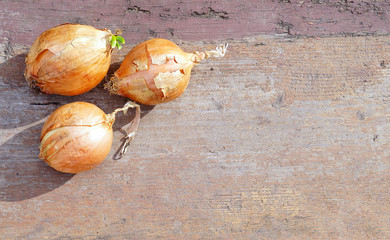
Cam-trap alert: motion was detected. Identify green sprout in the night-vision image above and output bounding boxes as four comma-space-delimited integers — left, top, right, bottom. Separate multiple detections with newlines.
110, 34, 125, 50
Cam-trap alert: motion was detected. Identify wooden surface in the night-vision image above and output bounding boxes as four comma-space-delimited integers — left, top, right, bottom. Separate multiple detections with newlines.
1, 1, 390, 239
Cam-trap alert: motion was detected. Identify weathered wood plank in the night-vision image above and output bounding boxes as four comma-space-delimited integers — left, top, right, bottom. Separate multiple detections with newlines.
1, 0, 390, 239
1, 34, 389, 239
0, 0, 389, 45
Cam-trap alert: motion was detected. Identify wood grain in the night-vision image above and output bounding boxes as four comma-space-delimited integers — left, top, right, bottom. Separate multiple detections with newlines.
1, 1, 390, 239
1, 0, 389, 45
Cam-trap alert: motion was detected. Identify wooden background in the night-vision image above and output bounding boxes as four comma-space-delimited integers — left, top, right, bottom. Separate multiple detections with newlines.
1, 0, 390, 239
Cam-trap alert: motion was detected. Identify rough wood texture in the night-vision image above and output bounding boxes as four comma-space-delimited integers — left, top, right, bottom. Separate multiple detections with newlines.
1, 0, 390, 45
1, 1, 390, 239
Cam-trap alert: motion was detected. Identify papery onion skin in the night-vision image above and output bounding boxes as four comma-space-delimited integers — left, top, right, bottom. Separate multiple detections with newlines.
106, 38, 200, 105
25, 23, 113, 96
39, 102, 113, 173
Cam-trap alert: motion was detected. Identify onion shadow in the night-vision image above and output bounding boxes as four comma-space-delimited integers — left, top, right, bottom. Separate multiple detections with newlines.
0, 122, 74, 202
0, 56, 156, 193
0, 53, 75, 129
0, 55, 155, 130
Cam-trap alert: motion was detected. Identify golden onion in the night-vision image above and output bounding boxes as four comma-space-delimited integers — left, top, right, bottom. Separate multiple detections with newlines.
39, 101, 140, 173
25, 23, 125, 96
105, 38, 227, 105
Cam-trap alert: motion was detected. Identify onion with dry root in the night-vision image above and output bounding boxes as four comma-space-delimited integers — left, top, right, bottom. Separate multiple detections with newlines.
39, 101, 140, 173
25, 23, 125, 96
105, 38, 227, 105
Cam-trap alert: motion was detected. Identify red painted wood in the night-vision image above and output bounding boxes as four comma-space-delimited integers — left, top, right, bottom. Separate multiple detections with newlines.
0, 0, 389, 45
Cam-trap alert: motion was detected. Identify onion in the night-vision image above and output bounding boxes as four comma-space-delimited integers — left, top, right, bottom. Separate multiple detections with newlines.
25, 23, 125, 96
105, 38, 227, 105
39, 101, 140, 173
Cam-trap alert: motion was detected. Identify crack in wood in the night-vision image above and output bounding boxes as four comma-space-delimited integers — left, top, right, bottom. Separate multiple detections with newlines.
166, 28, 174, 36
127, 6, 151, 14
356, 111, 366, 121
191, 7, 229, 20
309, 0, 386, 16
373, 135, 379, 142
29, 102, 61, 106
277, 20, 294, 35
147, 28, 157, 37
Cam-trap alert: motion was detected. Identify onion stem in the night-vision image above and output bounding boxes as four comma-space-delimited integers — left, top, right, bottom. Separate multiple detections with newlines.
107, 101, 141, 159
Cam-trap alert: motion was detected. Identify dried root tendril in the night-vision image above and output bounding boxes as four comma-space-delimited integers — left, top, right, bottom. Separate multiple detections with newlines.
192, 42, 228, 63
104, 75, 120, 95
107, 101, 141, 159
